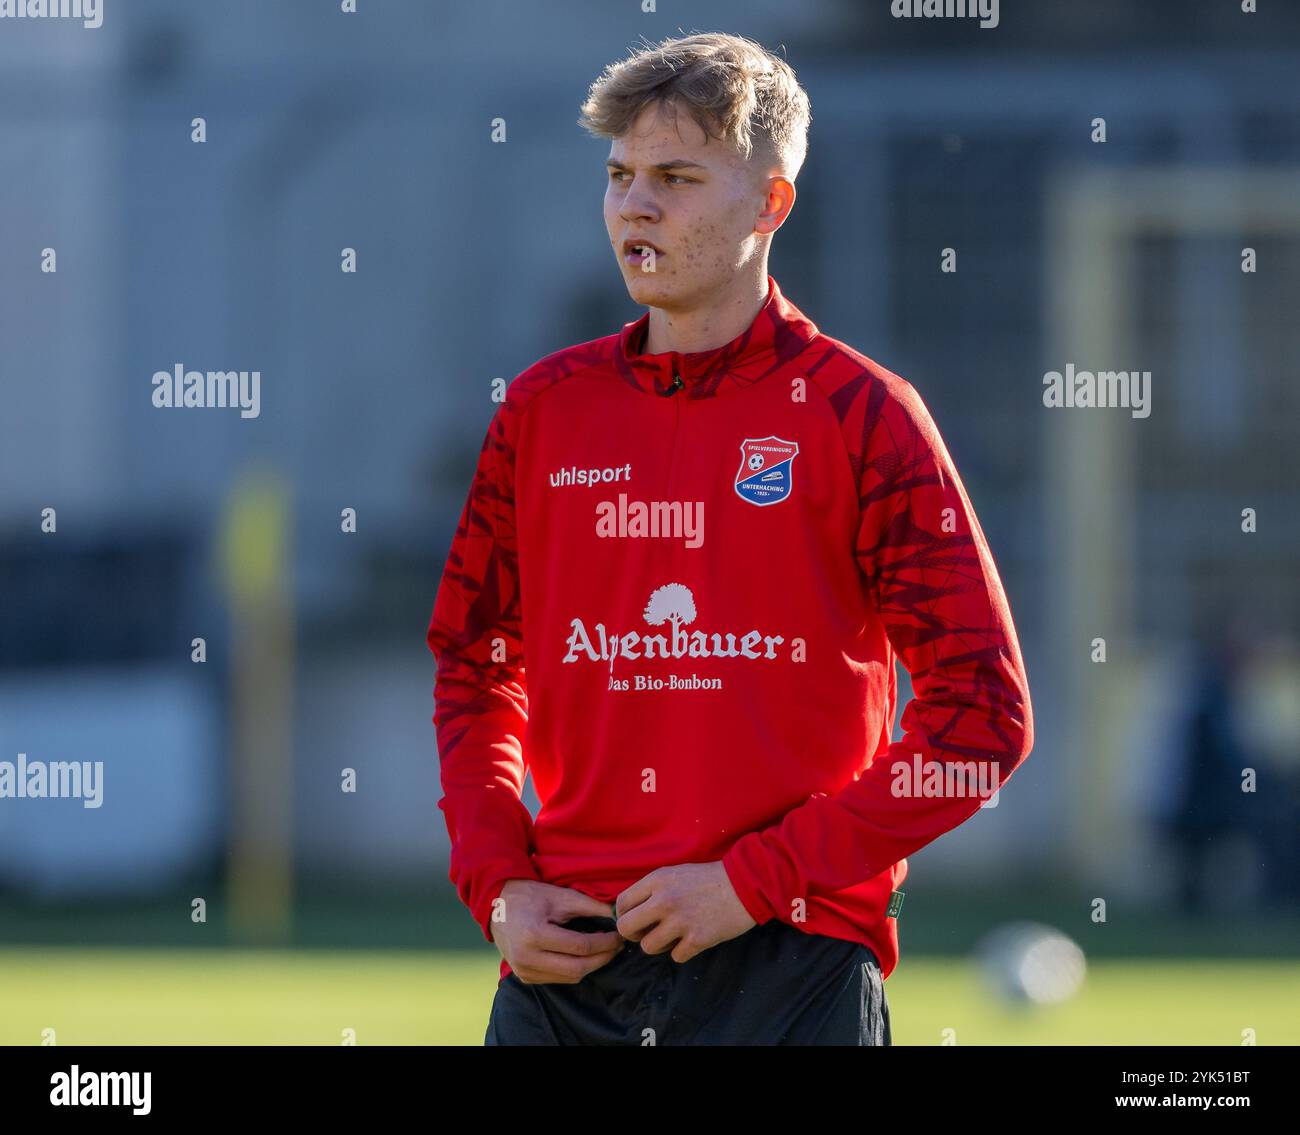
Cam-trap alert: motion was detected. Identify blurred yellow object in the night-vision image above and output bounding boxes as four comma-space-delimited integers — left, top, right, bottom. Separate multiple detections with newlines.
218, 467, 295, 944
219, 468, 289, 607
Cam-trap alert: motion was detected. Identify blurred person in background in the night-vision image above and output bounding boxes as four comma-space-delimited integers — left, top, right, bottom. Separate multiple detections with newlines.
1235, 632, 1300, 908
1157, 621, 1254, 915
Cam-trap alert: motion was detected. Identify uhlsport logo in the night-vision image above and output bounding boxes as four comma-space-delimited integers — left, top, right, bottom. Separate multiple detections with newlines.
735, 436, 799, 506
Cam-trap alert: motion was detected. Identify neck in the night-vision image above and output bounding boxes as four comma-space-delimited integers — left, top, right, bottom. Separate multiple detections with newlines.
641, 269, 770, 356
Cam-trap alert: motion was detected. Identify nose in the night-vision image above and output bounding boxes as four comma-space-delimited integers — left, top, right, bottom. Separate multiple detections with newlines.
618, 173, 660, 224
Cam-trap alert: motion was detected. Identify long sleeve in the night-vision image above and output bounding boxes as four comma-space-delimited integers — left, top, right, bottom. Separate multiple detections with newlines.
722, 372, 1035, 922
426, 393, 540, 942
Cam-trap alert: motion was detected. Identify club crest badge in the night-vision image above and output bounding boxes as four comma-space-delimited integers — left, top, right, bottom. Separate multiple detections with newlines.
734, 436, 799, 507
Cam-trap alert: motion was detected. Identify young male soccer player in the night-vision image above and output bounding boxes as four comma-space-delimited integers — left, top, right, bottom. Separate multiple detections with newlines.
426, 32, 1034, 1045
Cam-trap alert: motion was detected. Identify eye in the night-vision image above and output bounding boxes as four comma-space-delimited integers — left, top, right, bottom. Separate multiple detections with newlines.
665, 174, 690, 185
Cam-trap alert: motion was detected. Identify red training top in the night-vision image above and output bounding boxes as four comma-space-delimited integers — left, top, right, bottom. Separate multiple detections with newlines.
426, 274, 1034, 984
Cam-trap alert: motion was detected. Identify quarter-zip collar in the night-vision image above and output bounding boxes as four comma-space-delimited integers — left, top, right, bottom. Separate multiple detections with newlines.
614, 274, 820, 399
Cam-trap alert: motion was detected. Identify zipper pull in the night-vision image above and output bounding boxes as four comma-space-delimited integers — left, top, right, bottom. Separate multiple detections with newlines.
668, 372, 684, 394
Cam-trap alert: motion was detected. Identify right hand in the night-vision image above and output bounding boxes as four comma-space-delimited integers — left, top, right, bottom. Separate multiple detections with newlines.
489, 879, 625, 985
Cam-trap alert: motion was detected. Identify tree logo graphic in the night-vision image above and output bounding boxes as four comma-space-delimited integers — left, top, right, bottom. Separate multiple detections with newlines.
642, 583, 697, 633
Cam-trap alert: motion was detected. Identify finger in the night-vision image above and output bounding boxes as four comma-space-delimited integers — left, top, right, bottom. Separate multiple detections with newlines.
671, 938, 703, 964
557, 888, 622, 921
531, 924, 623, 956
613, 873, 657, 919
615, 896, 664, 942
519, 943, 623, 985
572, 944, 624, 979
637, 921, 683, 957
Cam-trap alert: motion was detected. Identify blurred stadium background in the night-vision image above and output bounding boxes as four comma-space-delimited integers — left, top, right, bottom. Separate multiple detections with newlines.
1, 0, 1297, 1045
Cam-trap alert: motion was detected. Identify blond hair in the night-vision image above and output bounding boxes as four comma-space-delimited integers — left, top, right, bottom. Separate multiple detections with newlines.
577, 32, 811, 181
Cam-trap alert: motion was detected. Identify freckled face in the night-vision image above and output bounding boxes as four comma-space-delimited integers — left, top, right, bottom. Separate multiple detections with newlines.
605, 99, 770, 311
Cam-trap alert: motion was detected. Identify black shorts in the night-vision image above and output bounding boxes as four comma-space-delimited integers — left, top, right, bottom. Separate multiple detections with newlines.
484, 916, 891, 1046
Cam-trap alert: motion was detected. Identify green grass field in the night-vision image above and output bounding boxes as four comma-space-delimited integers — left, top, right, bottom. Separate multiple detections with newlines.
2, 948, 1295, 1045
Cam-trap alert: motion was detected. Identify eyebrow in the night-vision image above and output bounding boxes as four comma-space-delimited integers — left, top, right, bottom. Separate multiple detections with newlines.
605, 158, 708, 172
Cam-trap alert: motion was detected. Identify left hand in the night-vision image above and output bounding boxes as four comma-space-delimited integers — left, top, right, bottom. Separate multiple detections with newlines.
614, 861, 757, 964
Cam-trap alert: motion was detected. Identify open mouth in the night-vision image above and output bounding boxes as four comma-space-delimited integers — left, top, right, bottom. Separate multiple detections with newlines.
623, 240, 664, 268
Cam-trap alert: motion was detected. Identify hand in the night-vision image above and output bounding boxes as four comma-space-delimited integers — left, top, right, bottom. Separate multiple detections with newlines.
489, 879, 625, 984
614, 861, 757, 964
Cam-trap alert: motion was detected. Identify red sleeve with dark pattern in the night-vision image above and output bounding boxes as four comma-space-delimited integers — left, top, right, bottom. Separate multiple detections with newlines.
722, 367, 1035, 920
426, 392, 540, 942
